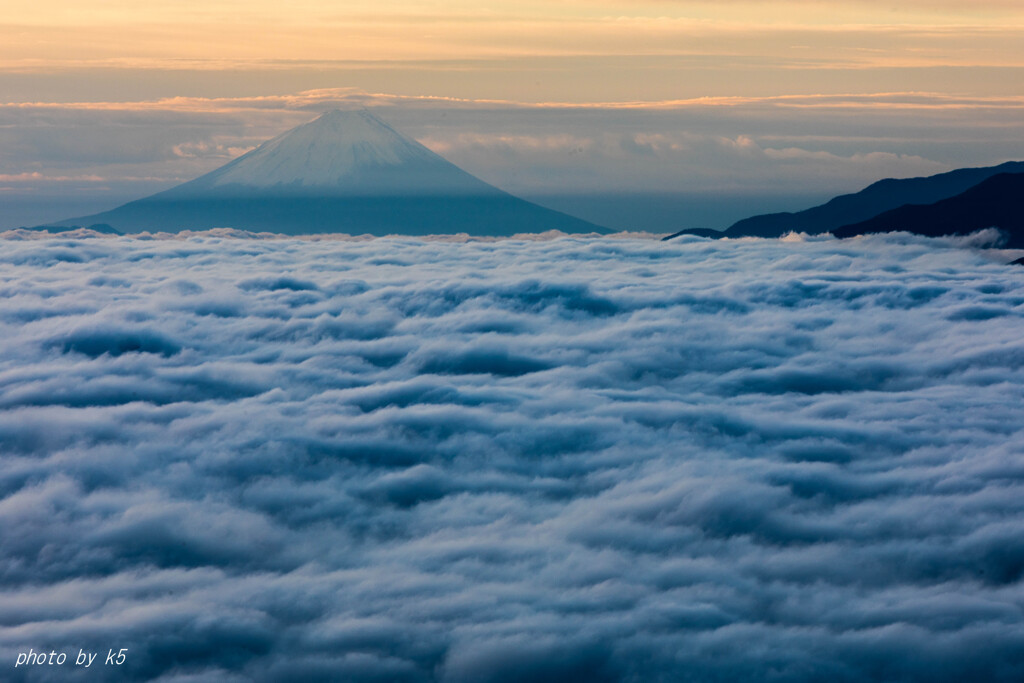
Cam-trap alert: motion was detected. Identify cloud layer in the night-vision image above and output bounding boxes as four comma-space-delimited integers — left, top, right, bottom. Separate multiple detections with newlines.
1, 232, 1024, 681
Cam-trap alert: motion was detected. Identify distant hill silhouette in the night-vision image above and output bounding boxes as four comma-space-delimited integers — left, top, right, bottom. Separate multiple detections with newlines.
664, 161, 1024, 241
48, 110, 607, 237
17, 223, 122, 235
833, 173, 1024, 247
665, 227, 722, 239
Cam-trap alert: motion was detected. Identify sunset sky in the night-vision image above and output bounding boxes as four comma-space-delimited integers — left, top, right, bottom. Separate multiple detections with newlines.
3, 0, 1024, 230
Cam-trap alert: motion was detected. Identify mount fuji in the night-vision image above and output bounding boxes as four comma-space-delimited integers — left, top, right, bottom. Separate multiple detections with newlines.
51, 110, 607, 236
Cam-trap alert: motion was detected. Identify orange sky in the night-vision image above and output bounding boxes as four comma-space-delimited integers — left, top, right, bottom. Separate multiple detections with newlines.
3, 0, 1024, 106
3, 1, 1024, 229
5, 1, 1024, 76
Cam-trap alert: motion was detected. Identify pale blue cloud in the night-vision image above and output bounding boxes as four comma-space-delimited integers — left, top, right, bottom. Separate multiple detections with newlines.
1, 232, 1023, 681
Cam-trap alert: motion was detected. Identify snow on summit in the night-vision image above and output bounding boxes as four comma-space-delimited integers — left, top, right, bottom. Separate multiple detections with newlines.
158, 108, 510, 198
202, 110, 439, 189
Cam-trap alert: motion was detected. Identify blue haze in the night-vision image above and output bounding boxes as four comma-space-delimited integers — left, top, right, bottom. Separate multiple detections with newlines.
1, 232, 1023, 681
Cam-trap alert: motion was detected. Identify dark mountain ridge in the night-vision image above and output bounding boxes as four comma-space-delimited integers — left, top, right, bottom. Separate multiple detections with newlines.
664, 160, 1024, 241
834, 172, 1024, 247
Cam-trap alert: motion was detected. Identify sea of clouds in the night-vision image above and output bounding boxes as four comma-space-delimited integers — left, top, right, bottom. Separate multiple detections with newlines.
1, 232, 1023, 682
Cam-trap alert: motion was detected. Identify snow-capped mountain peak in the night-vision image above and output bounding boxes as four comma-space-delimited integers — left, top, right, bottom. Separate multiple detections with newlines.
175, 109, 469, 195
53, 109, 608, 235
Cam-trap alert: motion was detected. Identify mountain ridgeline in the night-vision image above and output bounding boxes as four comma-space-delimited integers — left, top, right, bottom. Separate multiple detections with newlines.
833, 173, 1024, 248
665, 161, 1024, 245
51, 110, 607, 236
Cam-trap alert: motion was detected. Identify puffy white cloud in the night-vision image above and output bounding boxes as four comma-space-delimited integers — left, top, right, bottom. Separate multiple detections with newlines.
1, 232, 1023, 681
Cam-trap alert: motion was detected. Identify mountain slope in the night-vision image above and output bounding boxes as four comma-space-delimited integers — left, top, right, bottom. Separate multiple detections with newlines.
664, 160, 1024, 240
833, 173, 1024, 247
53, 110, 607, 236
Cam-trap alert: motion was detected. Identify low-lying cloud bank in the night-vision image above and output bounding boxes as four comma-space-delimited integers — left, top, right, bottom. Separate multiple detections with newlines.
1, 233, 1023, 682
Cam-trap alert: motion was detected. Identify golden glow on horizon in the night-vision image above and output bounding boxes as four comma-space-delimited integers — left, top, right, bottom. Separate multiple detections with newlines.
7, 89, 1024, 117
2, 0, 1024, 112
3, 1, 1024, 69
9, 1, 1024, 25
